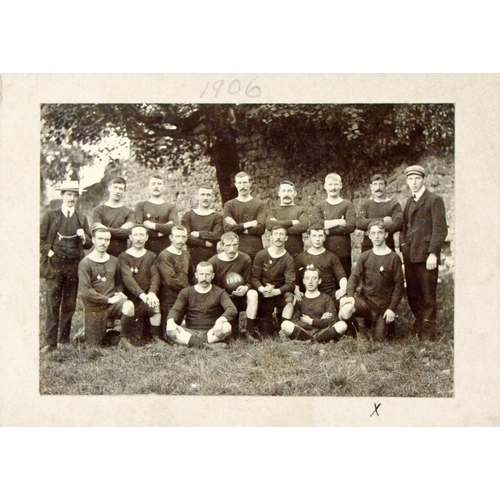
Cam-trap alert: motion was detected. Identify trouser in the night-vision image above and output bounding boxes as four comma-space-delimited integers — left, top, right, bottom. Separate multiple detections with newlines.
133, 301, 161, 343
352, 296, 392, 341
290, 324, 343, 343
403, 259, 438, 340
44, 257, 79, 347
257, 295, 287, 337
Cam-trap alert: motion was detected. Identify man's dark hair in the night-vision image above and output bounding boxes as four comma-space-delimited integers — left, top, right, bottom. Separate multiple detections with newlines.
368, 220, 388, 232
271, 225, 287, 235
109, 177, 127, 188
307, 225, 326, 235
370, 174, 387, 185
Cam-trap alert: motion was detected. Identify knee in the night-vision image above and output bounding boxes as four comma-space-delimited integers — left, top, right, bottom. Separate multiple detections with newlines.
246, 289, 258, 305
222, 322, 232, 335
122, 300, 135, 317
334, 321, 347, 334
281, 320, 294, 334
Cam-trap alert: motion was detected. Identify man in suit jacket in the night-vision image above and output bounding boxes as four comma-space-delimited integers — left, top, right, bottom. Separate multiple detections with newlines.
400, 166, 448, 340
40, 181, 92, 352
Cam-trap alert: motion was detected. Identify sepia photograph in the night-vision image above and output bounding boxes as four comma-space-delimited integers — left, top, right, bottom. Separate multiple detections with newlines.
0, 73, 498, 427
39, 102, 455, 397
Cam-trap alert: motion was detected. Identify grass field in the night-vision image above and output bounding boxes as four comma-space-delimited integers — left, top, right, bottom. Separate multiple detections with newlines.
39, 275, 454, 397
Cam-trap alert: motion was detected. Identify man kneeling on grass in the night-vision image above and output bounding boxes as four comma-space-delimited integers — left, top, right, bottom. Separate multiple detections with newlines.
338, 221, 404, 341
166, 262, 238, 349
280, 266, 347, 342
78, 224, 138, 347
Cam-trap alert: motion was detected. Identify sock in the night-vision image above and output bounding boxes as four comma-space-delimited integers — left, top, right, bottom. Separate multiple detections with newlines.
246, 317, 257, 332
121, 314, 139, 344
150, 324, 163, 340
188, 334, 205, 349
291, 326, 315, 341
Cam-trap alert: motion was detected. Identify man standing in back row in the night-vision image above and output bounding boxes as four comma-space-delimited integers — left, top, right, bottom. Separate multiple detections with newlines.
310, 173, 356, 277
400, 165, 447, 341
356, 174, 403, 253
135, 175, 179, 256
93, 177, 135, 257
223, 171, 266, 261
266, 180, 309, 259
181, 185, 224, 268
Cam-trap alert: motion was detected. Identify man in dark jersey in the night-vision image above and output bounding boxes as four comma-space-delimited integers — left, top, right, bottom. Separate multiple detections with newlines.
40, 181, 92, 353
266, 180, 309, 259
78, 224, 139, 347
166, 262, 237, 349
223, 171, 266, 261
295, 225, 347, 309
280, 267, 347, 342
135, 175, 179, 255
181, 185, 223, 268
339, 221, 404, 341
156, 225, 194, 328
119, 224, 162, 344
356, 174, 403, 252
251, 226, 295, 338
92, 177, 135, 257
208, 232, 260, 343
310, 173, 356, 277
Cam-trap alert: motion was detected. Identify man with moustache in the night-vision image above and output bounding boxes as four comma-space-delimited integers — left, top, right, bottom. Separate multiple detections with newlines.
356, 174, 403, 252
223, 171, 267, 261
208, 232, 260, 343
251, 226, 295, 337
92, 177, 136, 257
135, 175, 179, 255
295, 225, 347, 309
280, 267, 348, 343
156, 225, 194, 325
119, 224, 162, 344
166, 262, 237, 349
40, 180, 92, 353
339, 221, 404, 342
78, 224, 138, 347
266, 180, 309, 259
310, 173, 357, 277
181, 185, 224, 268
400, 165, 448, 341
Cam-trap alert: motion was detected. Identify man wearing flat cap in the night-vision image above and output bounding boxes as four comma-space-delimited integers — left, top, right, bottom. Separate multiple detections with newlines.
400, 165, 448, 340
40, 180, 92, 352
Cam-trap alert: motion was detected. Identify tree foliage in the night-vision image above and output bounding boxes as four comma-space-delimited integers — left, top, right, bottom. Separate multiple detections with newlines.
41, 103, 454, 202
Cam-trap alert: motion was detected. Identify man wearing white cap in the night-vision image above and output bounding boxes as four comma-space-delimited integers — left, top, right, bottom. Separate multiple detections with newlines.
40, 180, 92, 352
400, 165, 448, 340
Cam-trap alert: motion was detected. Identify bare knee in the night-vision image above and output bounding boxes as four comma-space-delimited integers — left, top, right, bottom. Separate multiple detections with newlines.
122, 300, 135, 317
334, 321, 347, 334
246, 289, 258, 306
281, 320, 295, 334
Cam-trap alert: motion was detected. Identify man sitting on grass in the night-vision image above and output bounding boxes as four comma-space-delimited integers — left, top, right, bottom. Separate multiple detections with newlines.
251, 225, 295, 338
338, 220, 404, 341
280, 266, 347, 342
166, 262, 238, 349
119, 224, 162, 344
78, 224, 138, 347
208, 231, 260, 343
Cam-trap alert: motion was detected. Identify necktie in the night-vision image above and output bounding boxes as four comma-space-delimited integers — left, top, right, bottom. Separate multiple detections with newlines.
413, 195, 417, 203
67, 210, 71, 218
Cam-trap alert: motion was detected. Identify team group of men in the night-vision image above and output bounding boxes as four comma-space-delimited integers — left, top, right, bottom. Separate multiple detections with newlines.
40, 166, 448, 353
